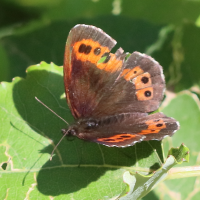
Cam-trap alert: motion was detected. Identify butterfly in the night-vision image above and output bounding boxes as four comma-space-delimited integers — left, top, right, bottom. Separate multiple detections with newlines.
62, 24, 179, 147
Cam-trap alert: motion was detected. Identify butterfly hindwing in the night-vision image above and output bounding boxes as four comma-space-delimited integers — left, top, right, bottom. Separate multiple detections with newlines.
75, 112, 179, 147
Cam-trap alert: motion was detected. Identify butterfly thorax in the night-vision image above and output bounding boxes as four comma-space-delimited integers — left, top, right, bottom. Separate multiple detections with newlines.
62, 118, 98, 140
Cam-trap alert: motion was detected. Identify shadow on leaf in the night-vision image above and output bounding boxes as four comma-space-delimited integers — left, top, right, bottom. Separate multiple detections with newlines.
12, 62, 163, 196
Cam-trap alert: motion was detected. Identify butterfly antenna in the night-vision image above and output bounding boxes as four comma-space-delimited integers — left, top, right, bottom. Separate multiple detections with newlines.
35, 97, 69, 126
50, 130, 69, 161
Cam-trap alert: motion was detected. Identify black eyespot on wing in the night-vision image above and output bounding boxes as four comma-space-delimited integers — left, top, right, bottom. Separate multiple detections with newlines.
103, 138, 115, 142
85, 45, 92, 54
119, 135, 131, 138
156, 123, 163, 127
145, 90, 151, 97
94, 47, 101, 55
141, 76, 149, 84
78, 44, 92, 54
79, 44, 87, 53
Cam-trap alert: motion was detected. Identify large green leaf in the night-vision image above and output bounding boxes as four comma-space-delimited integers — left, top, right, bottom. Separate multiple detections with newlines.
118, 144, 189, 200
0, 62, 168, 199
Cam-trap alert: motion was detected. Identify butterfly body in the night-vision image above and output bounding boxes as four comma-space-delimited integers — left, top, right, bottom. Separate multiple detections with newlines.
62, 24, 179, 147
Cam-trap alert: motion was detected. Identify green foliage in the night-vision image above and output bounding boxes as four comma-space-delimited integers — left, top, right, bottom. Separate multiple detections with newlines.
0, 62, 165, 199
118, 144, 189, 200
1, 0, 200, 199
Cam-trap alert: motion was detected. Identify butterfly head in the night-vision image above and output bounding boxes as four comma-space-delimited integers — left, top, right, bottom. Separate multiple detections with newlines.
61, 119, 99, 140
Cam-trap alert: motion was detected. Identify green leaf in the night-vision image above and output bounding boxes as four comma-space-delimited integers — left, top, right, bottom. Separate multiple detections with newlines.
117, 144, 189, 200
0, 62, 169, 199
167, 144, 189, 163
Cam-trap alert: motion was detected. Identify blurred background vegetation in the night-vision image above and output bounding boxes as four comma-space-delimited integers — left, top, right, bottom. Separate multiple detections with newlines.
1, 0, 200, 94
1, 0, 200, 199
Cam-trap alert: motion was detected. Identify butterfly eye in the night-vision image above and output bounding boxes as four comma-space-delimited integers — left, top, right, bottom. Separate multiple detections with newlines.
68, 129, 76, 136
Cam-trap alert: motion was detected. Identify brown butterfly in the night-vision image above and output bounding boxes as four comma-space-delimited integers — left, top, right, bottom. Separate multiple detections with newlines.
61, 24, 179, 147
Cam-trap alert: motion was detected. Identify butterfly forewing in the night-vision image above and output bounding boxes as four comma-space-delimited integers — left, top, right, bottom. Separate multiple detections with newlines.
64, 24, 125, 119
